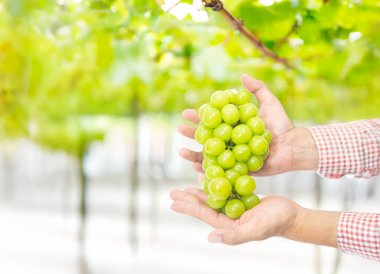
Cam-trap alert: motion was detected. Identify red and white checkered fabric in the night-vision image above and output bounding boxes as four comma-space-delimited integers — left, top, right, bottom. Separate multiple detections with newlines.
338, 212, 380, 260
308, 119, 380, 260
308, 119, 380, 179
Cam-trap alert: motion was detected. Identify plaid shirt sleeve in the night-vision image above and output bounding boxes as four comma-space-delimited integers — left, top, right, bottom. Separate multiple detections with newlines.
307, 119, 380, 179
308, 119, 380, 260
338, 212, 380, 260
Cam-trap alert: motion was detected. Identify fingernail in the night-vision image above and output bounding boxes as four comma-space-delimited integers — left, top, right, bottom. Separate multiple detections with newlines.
209, 236, 222, 243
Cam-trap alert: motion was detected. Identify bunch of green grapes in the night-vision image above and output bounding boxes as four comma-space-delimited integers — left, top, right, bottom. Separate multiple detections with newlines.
195, 89, 272, 219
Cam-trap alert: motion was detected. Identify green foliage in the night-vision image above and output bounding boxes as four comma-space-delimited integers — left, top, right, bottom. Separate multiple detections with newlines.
0, 0, 379, 154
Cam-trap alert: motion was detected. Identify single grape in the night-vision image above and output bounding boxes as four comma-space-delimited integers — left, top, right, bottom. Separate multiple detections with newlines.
246, 117, 265, 135
239, 103, 258, 123
236, 90, 251, 105
210, 91, 229, 109
225, 89, 238, 104
208, 177, 232, 200
231, 124, 252, 145
207, 195, 226, 209
248, 136, 269, 156
194, 125, 213, 144
262, 148, 269, 160
217, 150, 236, 169
203, 177, 211, 194
225, 169, 240, 187
213, 123, 232, 142
232, 162, 249, 175
221, 104, 240, 125
247, 154, 263, 172
232, 144, 251, 162
225, 199, 245, 219
235, 175, 256, 196
198, 103, 212, 120
204, 138, 226, 156
205, 164, 225, 179
202, 155, 218, 170
202, 107, 222, 128
261, 129, 272, 144
242, 193, 260, 210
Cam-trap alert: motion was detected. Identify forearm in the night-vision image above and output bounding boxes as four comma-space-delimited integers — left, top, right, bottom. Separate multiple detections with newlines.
282, 119, 380, 178
281, 207, 341, 248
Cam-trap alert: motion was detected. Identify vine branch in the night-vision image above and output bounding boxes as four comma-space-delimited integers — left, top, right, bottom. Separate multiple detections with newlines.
203, 0, 291, 68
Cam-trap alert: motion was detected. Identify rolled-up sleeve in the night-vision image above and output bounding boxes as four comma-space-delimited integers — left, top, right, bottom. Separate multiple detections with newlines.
307, 119, 380, 179
337, 212, 380, 261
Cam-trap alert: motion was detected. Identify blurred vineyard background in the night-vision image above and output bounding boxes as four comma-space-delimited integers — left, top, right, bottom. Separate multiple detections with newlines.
0, 0, 380, 274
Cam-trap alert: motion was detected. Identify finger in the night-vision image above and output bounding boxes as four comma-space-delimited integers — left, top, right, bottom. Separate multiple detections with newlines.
182, 109, 200, 124
185, 187, 207, 203
179, 149, 203, 163
208, 226, 251, 245
171, 201, 233, 229
169, 189, 201, 204
177, 124, 196, 139
241, 74, 278, 106
193, 161, 204, 173
197, 173, 205, 183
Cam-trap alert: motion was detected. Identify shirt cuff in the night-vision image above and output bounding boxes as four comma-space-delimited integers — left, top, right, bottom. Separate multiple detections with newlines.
337, 212, 380, 261
307, 120, 380, 179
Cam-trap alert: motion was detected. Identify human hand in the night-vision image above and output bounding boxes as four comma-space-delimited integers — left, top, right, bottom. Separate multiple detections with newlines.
169, 187, 300, 245
177, 74, 318, 175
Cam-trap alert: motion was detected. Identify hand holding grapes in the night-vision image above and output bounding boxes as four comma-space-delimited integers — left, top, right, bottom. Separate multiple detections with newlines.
178, 74, 319, 176
171, 188, 339, 247
170, 187, 301, 245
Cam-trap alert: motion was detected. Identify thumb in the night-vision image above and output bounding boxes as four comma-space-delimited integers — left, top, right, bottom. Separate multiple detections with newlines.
241, 74, 278, 106
208, 227, 249, 246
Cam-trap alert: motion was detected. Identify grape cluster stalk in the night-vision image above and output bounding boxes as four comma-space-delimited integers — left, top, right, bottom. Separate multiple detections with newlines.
195, 89, 272, 219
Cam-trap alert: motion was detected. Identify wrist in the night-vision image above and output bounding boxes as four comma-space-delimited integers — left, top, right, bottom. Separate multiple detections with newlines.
284, 128, 319, 171
280, 206, 340, 248
278, 203, 304, 239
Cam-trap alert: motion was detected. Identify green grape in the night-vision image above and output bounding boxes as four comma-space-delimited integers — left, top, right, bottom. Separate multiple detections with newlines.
197, 88, 270, 215
221, 104, 240, 125
232, 144, 251, 162
239, 103, 258, 123
231, 124, 252, 145
205, 164, 224, 179
262, 129, 272, 143
262, 148, 269, 160
236, 90, 251, 105
246, 117, 265, 135
217, 150, 236, 169
208, 177, 232, 200
248, 136, 269, 156
232, 162, 249, 175
202, 107, 222, 128
213, 123, 232, 142
204, 138, 226, 156
203, 177, 211, 194
225, 169, 240, 187
235, 175, 256, 196
242, 193, 260, 210
202, 155, 218, 170
210, 90, 229, 109
225, 199, 245, 219
198, 103, 212, 120
247, 154, 263, 172
225, 89, 238, 104
207, 195, 226, 209
194, 125, 213, 144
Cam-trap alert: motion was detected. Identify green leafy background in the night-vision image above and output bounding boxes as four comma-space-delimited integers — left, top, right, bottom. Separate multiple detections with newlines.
0, 0, 379, 154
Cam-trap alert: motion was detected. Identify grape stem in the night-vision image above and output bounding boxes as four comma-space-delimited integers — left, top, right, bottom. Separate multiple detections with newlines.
203, 0, 292, 68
